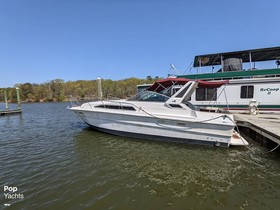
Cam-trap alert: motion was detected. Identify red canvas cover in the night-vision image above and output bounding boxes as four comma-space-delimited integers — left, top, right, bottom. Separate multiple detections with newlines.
147, 78, 228, 92
197, 80, 229, 88
147, 78, 190, 92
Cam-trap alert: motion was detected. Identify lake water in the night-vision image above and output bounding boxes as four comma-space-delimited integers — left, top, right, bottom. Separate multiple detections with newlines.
1, 103, 280, 210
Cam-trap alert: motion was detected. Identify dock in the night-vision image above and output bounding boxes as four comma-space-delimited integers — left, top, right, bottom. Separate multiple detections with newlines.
234, 114, 280, 146
1, 87, 22, 116
0, 109, 22, 116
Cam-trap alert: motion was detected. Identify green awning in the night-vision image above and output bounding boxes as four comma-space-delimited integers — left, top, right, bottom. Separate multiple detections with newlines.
177, 68, 280, 80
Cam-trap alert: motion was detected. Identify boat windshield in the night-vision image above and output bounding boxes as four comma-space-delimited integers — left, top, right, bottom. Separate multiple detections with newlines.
128, 91, 170, 102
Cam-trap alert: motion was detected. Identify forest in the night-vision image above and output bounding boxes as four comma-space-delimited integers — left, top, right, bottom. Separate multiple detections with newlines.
0, 77, 159, 103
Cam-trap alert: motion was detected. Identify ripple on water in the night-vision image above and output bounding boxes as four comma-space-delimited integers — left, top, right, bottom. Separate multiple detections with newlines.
72, 132, 280, 209
1, 103, 280, 210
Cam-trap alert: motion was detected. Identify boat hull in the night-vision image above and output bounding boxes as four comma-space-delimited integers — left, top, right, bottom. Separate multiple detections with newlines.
71, 108, 236, 147
85, 123, 230, 147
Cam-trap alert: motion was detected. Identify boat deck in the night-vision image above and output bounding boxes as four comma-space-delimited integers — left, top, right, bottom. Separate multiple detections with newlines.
234, 113, 280, 145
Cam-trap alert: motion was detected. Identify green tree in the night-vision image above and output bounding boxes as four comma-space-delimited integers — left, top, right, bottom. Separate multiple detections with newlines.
0, 77, 162, 102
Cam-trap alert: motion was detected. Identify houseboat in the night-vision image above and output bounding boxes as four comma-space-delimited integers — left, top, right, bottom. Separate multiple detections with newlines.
174, 47, 280, 113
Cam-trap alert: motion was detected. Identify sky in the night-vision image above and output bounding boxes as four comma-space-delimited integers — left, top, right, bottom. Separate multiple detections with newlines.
0, 0, 279, 87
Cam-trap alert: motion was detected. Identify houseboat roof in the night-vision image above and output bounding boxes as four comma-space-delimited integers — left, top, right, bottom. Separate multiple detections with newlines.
194, 46, 280, 67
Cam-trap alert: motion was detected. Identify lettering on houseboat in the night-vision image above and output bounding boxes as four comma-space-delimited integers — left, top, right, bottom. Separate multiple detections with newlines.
260, 87, 279, 95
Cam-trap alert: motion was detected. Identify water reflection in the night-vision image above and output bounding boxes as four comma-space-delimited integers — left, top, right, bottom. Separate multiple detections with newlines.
73, 127, 280, 209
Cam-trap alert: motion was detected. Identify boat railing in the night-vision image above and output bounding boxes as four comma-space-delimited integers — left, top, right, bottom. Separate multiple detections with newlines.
69, 95, 80, 107
107, 95, 121, 100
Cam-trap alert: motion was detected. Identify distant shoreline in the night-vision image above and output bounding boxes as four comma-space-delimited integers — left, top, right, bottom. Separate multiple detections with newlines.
0, 77, 159, 103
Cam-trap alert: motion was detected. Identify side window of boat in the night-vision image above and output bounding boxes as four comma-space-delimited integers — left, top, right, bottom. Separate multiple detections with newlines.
95, 105, 136, 111
240, 86, 254, 98
195, 88, 217, 101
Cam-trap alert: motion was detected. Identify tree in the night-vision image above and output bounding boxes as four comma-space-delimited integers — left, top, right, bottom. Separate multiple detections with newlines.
19, 83, 34, 101
0, 77, 160, 102
146, 76, 152, 81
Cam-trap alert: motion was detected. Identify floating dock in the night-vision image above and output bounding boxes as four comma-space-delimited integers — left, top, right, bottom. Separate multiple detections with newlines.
234, 114, 280, 146
1, 87, 22, 116
0, 109, 22, 116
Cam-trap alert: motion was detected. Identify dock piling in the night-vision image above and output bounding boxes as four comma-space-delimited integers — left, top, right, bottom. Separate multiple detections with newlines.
16, 87, 21, 110
4, 90, 9, 111
97, 77, 103, 100
0, 88, 22, 116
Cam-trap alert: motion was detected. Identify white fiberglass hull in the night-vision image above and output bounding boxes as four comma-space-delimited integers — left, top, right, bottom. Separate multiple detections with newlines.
70, 106, 245, 147
70, 81, 249, 147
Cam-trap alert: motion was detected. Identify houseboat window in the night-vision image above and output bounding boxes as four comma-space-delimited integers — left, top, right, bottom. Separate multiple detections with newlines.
161, 85, 183, 97
195, 88, 217, 101
240, 86, 254, 98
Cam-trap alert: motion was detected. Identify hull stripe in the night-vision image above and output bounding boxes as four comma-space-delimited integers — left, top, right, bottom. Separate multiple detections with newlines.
85, 122, 230, 147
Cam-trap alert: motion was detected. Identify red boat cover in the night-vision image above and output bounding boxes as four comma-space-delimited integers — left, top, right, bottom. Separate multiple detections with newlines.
196, 80, 229, 88
147, 78, 228, 92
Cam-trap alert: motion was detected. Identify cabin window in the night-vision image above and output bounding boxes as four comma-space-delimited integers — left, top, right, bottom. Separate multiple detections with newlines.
240, 86, 254, 98
195, 88, 217, 101
169, 104, 183, 108
95, 105, 136, 111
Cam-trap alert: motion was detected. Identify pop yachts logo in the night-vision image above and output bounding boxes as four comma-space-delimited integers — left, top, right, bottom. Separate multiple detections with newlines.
4, 186, 24, 200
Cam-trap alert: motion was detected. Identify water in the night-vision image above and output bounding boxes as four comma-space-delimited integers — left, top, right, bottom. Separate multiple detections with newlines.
1, 103, 280, 210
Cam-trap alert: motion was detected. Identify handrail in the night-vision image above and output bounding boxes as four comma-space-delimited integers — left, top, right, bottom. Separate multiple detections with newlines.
69, 95, 80, 107
87, 102, 94, 109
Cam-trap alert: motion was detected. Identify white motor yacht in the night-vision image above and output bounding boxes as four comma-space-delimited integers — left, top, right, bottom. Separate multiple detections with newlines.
69, 79, 248, 147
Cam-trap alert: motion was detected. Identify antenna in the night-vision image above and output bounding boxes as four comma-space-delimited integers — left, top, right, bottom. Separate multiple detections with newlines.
169, 64, 182, 75
182, 62, 193, 75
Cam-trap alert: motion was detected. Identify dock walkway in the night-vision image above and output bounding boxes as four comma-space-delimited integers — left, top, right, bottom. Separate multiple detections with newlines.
234, 114, 280, 145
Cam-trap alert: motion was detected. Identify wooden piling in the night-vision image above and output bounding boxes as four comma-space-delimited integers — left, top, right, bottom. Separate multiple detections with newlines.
4, 90, 9, 111
16, 87, 21, 110
1, 88, 22, 116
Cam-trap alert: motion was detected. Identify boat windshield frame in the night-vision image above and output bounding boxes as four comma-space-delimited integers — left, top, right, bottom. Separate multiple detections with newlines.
128, 91, 170, 102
